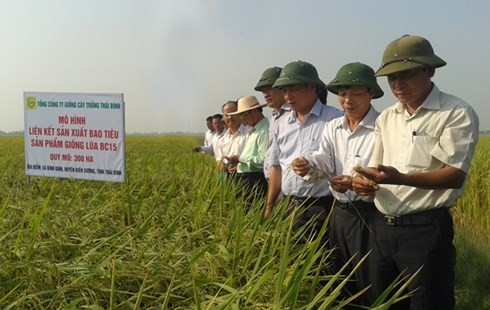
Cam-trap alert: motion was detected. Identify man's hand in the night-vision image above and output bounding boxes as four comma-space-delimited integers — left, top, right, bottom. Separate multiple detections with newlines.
354, 164, 466, 189
354, 165, 403, 185
227, 155, 239, 167
291, 157, 310, 177
264, 205, 274, 219
330, 175, 352, 193
352, 173, 379, 197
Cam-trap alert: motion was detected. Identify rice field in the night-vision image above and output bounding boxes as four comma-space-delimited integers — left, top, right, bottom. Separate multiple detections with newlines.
453, 135, 490, 309
0, 135, 488, 309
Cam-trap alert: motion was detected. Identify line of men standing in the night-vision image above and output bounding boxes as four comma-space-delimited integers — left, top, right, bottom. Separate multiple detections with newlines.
193, 34, 479, 309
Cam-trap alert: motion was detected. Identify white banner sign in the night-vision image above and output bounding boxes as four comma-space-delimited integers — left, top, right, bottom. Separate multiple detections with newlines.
24, 92, 125, 182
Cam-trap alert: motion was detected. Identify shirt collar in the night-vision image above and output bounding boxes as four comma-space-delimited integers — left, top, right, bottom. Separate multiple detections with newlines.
394, 83, 441, 114
340, 105, 378, 131
216, 128, 227, 138
280, 103, 291, 112
359, 105, 378, 130
226, 125, 247, 137
272, 103, 291, 118
420, 84, 441, 110
253, 117, 268, 131
288, 99, 322, 123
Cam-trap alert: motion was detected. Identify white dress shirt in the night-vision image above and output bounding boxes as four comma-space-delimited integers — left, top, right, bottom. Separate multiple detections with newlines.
369, 84, 479, 215
214, 125, 248, 161
306, 105, 379, 202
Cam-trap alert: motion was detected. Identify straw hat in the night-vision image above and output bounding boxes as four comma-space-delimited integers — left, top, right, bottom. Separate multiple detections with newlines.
227, 96, 265, 115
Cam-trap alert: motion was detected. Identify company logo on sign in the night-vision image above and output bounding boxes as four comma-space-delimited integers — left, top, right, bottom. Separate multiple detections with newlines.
26, 96, 37, 110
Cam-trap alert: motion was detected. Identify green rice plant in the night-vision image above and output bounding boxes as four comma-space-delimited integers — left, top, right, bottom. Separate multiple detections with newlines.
0, 135, 487, 309
455, 136, 490, 227
452, 136, 490, 310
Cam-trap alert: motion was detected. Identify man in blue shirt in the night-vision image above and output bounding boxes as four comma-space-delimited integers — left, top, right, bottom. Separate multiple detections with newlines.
266, 60, 343, 242
254, 66, 290, 180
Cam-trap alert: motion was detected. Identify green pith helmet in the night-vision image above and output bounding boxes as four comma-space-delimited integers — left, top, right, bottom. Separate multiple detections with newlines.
272, 60, 326, 89
327, 62, 384, 99
375, 34, 446, 76
254, 66, 282, 91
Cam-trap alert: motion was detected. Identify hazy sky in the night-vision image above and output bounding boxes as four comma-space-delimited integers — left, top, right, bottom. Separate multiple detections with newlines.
1, 0, 489, 133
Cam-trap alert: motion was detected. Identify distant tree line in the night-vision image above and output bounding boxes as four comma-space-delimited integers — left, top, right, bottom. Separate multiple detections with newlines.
2, 130, 489, 136
0, 130, 23, 136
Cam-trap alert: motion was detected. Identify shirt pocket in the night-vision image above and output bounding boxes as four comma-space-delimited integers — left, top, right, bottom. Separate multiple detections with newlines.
306, 136, 321, 154
407, 135, 438, 169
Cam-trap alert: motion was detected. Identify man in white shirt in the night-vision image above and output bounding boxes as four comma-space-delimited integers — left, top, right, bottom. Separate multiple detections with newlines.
292, 62, 384, 306
214, 101, 248, 172
194, 114, 227, 156
353, 35, 479, 309
193, 115, 215, 153
204, 116, 215, 147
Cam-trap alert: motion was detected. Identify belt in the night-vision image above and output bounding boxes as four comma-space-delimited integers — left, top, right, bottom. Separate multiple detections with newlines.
238, 172, 265, 176
378, 208, 450, 226
334, 200, 376, 210
289, 195, 334, 207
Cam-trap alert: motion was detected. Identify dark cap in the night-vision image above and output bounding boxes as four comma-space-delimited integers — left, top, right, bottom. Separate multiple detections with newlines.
254, 67, 282, 91
272, 60, 326, 89
327, 62, 384, 99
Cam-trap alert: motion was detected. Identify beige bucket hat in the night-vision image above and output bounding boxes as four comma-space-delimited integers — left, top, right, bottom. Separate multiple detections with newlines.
227, 96, 265, 115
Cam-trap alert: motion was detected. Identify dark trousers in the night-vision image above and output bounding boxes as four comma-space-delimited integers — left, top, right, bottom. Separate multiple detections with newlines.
329, 200, 377, 306
369, 208, 455, 310
286, 195, 334, 244
236, 172, 268, 204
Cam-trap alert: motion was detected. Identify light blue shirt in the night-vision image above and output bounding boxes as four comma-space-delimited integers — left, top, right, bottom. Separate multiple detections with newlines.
271, 100, 343, 197
263, 103, 291, 179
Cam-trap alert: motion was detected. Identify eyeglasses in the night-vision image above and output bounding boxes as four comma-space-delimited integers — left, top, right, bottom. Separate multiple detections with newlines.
239, 111, 251, 120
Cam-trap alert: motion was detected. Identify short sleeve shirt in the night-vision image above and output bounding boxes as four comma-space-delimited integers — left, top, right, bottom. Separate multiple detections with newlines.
306, 105, 379, 202
214, 125, 248, 160
369, 84, 479, 215
201, 129, 227, 157
271, 100, 343, 197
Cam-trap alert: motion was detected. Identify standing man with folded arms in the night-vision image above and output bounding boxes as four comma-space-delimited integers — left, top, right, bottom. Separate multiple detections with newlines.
353, 35, 479, 309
